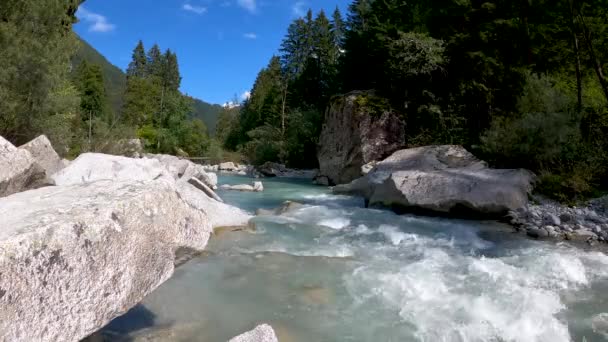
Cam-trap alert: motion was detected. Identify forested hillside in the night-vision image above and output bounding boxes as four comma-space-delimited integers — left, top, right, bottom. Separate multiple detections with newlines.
0, 0, 224, 158
218, 0, 608, 201
72, 37, 127, 114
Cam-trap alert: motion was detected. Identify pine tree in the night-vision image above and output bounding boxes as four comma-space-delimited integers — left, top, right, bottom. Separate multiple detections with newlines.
146, 44, 164, 79
163, 50, 181, 92
331, 7, 345, 62
126, 40, 147, 79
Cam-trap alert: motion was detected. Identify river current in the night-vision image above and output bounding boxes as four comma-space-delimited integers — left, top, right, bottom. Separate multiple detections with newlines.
102, 175, 608, 342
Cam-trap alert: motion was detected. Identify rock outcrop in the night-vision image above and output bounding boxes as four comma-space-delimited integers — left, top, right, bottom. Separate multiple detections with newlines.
176, 181, 252, 228
317, 91, 405, 185
144, 154, 191, 179
0, 180, 212, 342
335, 145, 535, 216
0, 136, 43, 197
52, 153, 174, 186
19, 135, 64, 180
228, 324, 278, 342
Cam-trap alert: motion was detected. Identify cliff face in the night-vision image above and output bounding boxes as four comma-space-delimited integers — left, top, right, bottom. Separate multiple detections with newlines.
317, 91, 405, 185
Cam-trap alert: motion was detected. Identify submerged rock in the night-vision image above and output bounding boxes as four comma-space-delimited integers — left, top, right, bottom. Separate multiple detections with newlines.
220, 182, 264, 192
335, 145, 534, 216
228, 324, 278, 342
0, 135, 43, 197
317, 91, 405, 185
0, 180, 211, 342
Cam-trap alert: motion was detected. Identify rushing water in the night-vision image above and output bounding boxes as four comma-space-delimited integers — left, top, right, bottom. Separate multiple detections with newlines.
103, 175, 608, 342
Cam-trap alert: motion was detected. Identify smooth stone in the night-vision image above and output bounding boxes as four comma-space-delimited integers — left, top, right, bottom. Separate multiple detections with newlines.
527, 228, 549, 238
228, 324, 278, 342
543, 213, 561, 226
0, 135, 42, 197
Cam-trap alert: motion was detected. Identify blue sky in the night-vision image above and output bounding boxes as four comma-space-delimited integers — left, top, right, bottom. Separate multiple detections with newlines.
75, 0, 350, 105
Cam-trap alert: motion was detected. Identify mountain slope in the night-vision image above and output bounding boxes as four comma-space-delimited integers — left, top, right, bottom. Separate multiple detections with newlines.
189, 97, 224, 135
72, 37, 127, 114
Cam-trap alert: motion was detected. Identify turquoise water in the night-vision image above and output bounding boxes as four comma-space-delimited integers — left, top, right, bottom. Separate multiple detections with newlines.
102, 175, 608, 342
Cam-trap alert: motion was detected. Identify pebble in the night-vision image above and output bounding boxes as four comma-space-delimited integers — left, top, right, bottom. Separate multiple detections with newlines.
510, 197, 608, 245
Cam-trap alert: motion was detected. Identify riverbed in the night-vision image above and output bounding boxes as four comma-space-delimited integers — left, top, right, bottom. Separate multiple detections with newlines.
101, 175, 608, 341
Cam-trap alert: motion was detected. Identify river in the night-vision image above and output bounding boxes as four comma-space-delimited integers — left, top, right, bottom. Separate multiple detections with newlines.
101, 175, 608, 342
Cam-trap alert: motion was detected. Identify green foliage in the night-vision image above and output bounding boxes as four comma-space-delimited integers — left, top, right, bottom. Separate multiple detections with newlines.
0, 0, 81, 145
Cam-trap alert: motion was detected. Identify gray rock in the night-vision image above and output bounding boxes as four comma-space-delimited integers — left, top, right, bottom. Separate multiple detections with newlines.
219, 162, 237, 171
591, 313, 608, 338
313, 175, 330, 186
527, 228, 549, 238
366, 168, 533, 215
333, 145, 535, 217
318, 91, 405, 185
19, 135, 64, 179
0, 180, 211, 342
228, 324, 278, 342
220, 182, 264, 192
182, 163, 218, 189
0, 136, 43, 197
187, 177, 223, 203
572, 229, 598, 241
144, 154, 192, 179
559, 212, 573, 223
53, 153, 173, 186
253, 181, 264, 192
543, 213, 561, 226
176, 181, 251, 229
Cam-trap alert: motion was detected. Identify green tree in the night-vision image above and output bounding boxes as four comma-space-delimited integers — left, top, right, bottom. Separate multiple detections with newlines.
126, 40, 147, 79
0, 0, 81, 145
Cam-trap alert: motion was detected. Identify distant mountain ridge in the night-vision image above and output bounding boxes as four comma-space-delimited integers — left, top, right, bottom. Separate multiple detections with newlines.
72, 36, 223, 135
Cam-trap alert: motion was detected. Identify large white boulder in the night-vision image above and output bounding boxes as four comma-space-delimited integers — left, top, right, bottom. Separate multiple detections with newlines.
219, 162, 237, 171
0, 180, 211, 342
182, 162, 218, 189
144, 154, 191, 179
19, 135, 64, 179
0, 136, 42, 197
177, 181, 251, 228
228, 324, 278, 342
335, 145, 535, 216
52, 153, 173, 186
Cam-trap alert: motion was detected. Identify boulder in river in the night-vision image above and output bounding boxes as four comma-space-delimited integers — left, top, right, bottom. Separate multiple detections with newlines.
19, 135, 64, 180
317, 91, 405, 185
0, 179, 211, 342
334, 145, 535, 216
177, 181, 252, 228
228, 324, 278, 342
219, 162, 237, 171
220, 182, 264, 192
0, 135, 44, 197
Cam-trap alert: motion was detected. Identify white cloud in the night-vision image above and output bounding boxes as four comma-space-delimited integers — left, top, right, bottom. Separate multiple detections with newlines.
223, 101, 240, 109
183, 3, 207, 14
77, 6, 115, 33
243, 32, 257, 39
237, 0, 256, 13
292, 1, 306, 17
241, 91, 251, 100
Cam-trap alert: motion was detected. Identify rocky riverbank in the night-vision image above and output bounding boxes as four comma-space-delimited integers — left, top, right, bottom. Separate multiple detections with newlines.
508, 196, 608, 244
0, 135, 251, 341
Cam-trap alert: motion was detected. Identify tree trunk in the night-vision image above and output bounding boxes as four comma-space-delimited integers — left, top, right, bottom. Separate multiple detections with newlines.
88, 110, 93, 152
579, 13, 608, 102
569, 0, 583, 111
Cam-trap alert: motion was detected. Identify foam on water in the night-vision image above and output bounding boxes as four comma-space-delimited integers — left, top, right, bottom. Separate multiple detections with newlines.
105, 175, 608, 342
